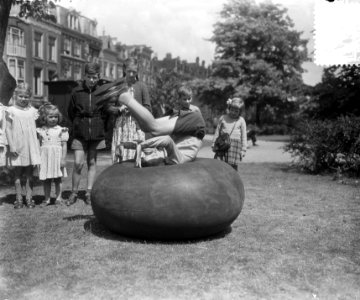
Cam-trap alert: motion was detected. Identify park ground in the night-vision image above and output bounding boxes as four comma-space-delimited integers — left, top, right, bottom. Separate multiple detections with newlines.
0, 136, 359, 299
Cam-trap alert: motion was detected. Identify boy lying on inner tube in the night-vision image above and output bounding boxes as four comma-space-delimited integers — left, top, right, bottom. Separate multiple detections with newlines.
97, 81, 205, 166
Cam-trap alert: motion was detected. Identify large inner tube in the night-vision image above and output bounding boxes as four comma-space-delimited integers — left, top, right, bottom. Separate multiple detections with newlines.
91, 158, 245, 240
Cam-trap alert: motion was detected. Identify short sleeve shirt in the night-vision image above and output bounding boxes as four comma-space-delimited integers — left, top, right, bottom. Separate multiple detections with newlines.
172, 110, 205, 140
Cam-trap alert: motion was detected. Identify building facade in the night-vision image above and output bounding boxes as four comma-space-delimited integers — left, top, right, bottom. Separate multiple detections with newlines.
4, 5, 102, 102
4, 4, 210, 105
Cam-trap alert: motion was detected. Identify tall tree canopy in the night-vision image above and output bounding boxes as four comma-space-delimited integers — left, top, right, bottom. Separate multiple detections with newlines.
308, 65, 360, 119
0, 0, 56, 104
196, 0, 309, 125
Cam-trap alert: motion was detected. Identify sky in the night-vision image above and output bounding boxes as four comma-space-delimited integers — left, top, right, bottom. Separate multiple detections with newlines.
58, 0, 322, 86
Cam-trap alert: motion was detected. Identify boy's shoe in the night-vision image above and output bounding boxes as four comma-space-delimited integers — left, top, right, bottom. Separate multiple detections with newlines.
55, 198, 64, 206
41, 199, 51, 207
65, 193, 77, 206
84, 192, 91, 205
14, 198, 24, 209
26, 198, 35, 208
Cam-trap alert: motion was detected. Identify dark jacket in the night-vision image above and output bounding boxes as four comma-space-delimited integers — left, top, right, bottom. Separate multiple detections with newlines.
68, 82, 108, 141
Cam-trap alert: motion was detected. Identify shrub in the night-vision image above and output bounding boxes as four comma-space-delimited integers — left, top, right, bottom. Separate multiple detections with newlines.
257, 124, 291, 135
284, 116, 360, 176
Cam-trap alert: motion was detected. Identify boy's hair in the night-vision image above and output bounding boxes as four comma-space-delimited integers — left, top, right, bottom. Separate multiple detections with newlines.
178, 85, 192, 100
14, 82, 32, 97
85, 62, 100, 75
38, 103, 63, 126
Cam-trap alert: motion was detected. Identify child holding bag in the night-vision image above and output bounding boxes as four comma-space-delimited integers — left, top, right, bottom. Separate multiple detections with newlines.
5, 83, 41, 208
212, 97, 247, 171
36, 104, 68, 206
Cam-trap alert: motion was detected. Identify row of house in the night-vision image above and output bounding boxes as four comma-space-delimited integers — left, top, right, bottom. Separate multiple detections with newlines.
4, 4, 211, 102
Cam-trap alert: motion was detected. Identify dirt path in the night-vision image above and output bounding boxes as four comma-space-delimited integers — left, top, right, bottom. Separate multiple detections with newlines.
198, 134, 292, 163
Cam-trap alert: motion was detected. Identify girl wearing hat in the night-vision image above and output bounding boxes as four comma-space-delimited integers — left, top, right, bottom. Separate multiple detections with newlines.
212, 97, 247, 170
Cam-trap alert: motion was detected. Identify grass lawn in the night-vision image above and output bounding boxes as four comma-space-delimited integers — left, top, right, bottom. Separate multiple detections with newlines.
0, 162, 359, 299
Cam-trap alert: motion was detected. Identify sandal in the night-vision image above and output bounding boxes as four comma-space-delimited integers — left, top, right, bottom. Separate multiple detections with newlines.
14, 197, 24, 209
84, 192, 91, 205
26, 198, 35, 208
65, 192, 78, 206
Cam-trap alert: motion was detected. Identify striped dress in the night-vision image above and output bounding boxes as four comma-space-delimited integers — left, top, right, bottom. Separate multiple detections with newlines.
212, 114, 247, 165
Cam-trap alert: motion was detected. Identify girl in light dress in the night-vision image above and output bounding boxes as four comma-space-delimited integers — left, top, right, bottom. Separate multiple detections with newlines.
37, 104, 69, 206
0, 103, 7, 167
5, 83, 41, 209
108, 59, 150, 163
212, 97, 247, 171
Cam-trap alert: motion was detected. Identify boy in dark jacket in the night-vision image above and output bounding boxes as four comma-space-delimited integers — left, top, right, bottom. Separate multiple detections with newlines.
66, 62, 108, 206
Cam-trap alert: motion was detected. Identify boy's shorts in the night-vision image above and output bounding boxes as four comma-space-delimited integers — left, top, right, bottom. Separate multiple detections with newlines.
71, 139, 106, 151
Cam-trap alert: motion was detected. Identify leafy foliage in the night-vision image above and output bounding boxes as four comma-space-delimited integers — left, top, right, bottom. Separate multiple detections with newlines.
12, 0, 57, 22
284, 116, 360, 176
198, 0, 308, 125
150, 70, 191, 117
307, 65, 360, 119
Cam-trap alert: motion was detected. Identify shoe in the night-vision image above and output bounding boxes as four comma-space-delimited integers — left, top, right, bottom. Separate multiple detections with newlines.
84, 192, 91, 205
55, 198, 64, 206
41, 199, 51, 207
26, 198, 35, 208
65, 193, 77, 206
14, 197, 24, 209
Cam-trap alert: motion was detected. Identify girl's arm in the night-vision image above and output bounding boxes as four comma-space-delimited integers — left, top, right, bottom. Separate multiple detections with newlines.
5, 112, 16, 156
61, 141, 67, 168
240, 118, 247, 157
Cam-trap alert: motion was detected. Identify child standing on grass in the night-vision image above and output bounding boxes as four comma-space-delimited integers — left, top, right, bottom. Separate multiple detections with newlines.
212, 97, 247, 171
36, 104, 68, 206
5, 83, 41, 209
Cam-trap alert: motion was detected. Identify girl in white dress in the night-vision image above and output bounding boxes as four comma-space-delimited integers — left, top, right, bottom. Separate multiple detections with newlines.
37, 104, 68, 206
6, 83, 41, 209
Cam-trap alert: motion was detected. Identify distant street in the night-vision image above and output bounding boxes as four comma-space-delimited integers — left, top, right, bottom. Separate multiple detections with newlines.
198, 135, 292, 163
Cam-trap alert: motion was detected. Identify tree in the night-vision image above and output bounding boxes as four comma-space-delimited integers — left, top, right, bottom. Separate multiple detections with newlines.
150, 69, 192, 117
206, 0, 308, 125
309, 65, 360, 119
0, 0, 56, 104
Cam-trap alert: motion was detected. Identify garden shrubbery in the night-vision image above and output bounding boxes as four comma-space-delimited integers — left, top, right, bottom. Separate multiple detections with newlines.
284, 116, 360, 176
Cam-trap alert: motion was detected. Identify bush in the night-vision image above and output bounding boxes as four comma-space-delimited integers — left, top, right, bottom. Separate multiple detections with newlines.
284, 116, 360, 176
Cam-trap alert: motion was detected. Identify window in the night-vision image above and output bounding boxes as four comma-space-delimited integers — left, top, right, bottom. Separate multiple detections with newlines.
63, 37, 71, 55
8, 58, 25, 84
74, 64, 81, 81
65, 64, 72, 79
18, 60, 25, 82
74, 41, 81, 57
7, 27, 25, 46
48, 70, 56, 81
34, 32, 43, 58
104, 62, 108, 77
34, 67, 43, 96
48, 36, 57, 62
110, 64, 114, 78
67, 14, 79, 30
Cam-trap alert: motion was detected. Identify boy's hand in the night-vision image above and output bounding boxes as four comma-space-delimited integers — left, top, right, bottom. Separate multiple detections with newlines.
9, 148, 18, 158
107, 105, 120, 115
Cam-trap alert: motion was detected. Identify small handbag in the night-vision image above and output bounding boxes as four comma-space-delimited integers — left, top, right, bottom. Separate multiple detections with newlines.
213, 119, 237, 162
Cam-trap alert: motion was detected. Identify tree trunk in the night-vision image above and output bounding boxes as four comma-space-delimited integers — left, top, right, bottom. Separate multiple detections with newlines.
0, 0, 16, 105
